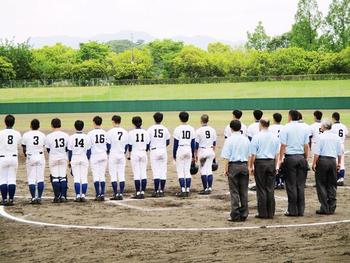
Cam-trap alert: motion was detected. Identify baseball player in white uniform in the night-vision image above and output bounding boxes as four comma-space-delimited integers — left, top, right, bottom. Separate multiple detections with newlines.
331, 112, 349, 186
147, 112, 170, 197
88, 116, 107, 201
195, 114, 217, 195
310, 111, 323, 154
173, 111, 196, 197
247, 110, 263, 141
106, 115, 128, 200
0, 115, 21, 206
298, 112, 312, 144
68, 120, 91, 202
128, 116, 150, 199
269, 113, 284, 189
22, 119, 46, 204
45, 118, 69, 203
224, 110, 247, 138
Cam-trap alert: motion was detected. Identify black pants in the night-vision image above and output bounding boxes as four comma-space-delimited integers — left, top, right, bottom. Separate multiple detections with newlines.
228, 163, 249, 220
254, 159, 276, 218
315, 157, 337, 214
284, 155, 308, 216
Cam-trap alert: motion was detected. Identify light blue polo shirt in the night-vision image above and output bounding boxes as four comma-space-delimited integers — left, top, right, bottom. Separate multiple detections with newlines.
279, 121, 309, 155
314, 130, 341, 158
221, 132, 251, 162
250, 129, 280, 159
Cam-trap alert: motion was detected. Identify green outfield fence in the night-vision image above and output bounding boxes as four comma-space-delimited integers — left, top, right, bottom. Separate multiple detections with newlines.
1, 73, 350, 88
0, 97, 349, 114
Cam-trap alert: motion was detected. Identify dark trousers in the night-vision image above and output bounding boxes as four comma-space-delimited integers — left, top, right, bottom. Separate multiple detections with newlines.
228, 163, 249, 220
254, 159, 276, 218
315, 157, 337, 214
284, 154, 308, 216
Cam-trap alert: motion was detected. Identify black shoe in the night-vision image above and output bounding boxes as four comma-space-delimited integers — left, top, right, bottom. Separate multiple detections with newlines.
185, 192, 190, 197
7, 199, 14, 206
198, 189, 209, 195
94, 196, 101, 201
151, 192, 159, 198
158, 191, 165, 197
132, 194, 141, 199
140, 194, 145, 199
227, 217, 241, 222
255, 215, 265, 219
110, 194, 118, 200
100, 195, 105, 201
116, 194, 123, 200
316, 210, 329, 215
74, 197, 81, 202
284, 211, 297, 217
1, 200, 6, 206
53, 197, 60, 203
60, 197, 68, 203
176, 192, 187, 198
30, 198, 37, 204
80, 197, 86, 202
36, 198, 42, 204
207, 189, 212, 194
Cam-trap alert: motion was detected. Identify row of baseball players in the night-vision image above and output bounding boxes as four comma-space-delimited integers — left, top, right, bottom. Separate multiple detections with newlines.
0, 110, 347, 206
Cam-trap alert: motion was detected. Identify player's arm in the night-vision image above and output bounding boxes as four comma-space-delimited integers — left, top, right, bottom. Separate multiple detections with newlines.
173, 139, 179, 160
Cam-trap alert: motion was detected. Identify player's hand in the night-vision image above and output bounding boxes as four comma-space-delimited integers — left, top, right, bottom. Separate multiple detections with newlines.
312, 163, 316, 172
224, 169, 228, 177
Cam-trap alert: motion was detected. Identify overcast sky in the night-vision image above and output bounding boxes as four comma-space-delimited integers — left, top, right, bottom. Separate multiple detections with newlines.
1, 0, 332, 42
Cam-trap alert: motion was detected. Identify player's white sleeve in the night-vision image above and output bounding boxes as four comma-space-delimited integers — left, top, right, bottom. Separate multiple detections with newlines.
173, 128, 179, 140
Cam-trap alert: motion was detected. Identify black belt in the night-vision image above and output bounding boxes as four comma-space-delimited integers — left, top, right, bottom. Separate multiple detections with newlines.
256, 158, 274, 161
285, 154, 304, 157
319, 156, 336, 160
0, 154, 17, 157
199, 147, 213, 149
229, 161, 247, 164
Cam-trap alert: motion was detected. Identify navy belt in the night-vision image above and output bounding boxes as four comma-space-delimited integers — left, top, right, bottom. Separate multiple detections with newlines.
319, 156, 336, 160
256, 158, 274, 161
285, 154, 304, 157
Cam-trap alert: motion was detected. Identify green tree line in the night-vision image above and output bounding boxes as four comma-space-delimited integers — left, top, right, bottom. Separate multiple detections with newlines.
0, 0, 349, 82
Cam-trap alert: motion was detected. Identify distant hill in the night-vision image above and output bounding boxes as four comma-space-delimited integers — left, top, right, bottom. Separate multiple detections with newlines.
29, 31, 244, 50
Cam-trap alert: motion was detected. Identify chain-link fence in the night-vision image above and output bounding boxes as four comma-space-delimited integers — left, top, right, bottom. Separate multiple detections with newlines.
1, 73, 350, 88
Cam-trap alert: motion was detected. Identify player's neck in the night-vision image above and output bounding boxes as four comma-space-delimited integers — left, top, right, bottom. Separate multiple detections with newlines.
94, 126, 101, 129
52, 128, 60, 131
76, 131, 83, 134
5, 126, 13, 129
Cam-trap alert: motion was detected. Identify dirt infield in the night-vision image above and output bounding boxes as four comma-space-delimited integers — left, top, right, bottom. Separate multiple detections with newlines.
0, 127, 349, 262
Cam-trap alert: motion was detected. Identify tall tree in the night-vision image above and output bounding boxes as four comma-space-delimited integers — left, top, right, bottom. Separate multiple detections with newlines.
324, 0, 350, 51
0, 56, 16, 80
77, 41, 109, 61
246, 21, 270, 51
290, 0, 322, 50
267, 32, 291, 51
106, 39, 144, 53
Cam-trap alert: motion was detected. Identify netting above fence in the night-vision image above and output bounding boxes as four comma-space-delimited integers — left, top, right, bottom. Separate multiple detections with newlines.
1, 73, 350, 88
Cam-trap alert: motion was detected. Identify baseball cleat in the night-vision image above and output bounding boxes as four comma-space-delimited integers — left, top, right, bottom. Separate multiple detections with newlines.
159, 191, 165, 197
151, 192, 159, 198
60, 197, 68, 203
110, 194, 118, 200
337, 178, 344, 186
116, 194, 123, 200
36, 198, 42, 204
30, 198, 37, 204
100, 195, 105, 201
74, 197, 81, 202
80, 197, 86, 202
176, 192, 187, 198
249, 185, 257, 191
1, 200, 6, 206
198, 189, 209, 195
53, 197, 60, 203
7, 199, 14, 206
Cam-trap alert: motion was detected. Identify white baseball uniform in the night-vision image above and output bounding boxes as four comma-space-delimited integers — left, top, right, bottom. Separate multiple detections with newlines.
310, 121, 323, 153
106, 126, 128, 183
269, 124, 283, 138
147, 124, 171, 180
331, 122, 348, 170
68, 132, 91, 184
88, 128, 107, 182
196, 125, 217, 175
173, 124, 195, 179
247, 122, 260, 140
128, 128, 150, 181
22, 130, 46, 185
45, 131, 69, 179
0, 129, 21, 186
224, 122, 247, 138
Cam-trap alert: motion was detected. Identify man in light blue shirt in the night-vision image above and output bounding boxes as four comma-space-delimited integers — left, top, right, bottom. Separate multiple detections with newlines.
221, 120, 251, 222
279, 110, 310, 217
312, 120, 342, 215
250, 119, 280, 219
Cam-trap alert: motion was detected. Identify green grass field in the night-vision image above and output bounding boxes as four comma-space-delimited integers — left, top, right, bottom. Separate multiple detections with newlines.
2, 79, 350, 103
5, 110, 350, 131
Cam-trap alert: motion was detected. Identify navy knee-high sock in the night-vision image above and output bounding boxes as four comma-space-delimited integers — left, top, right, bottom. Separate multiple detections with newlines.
154, 179, 160, 192
0, 184, 8, 200
179, 178, 185, 191
82, 184, 88, 195
74, 183, 81, 196
338, 169, 345, 179
8, 184, 16, 200
185, 178, 191, 190
29, 184, 36, 198
37, 182, 44, 198
201, 175, 207, 189
94, 181, 100, 197
160, 180, 166, 191
100, 181, 106, 195
60, 180, 67, 198
119, 181, 125, 194
111, 181, 118, 194
52, 181, 60, 198
134, 180, 141, 192
141, 179, 147, 192
207, 175, 213, 188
